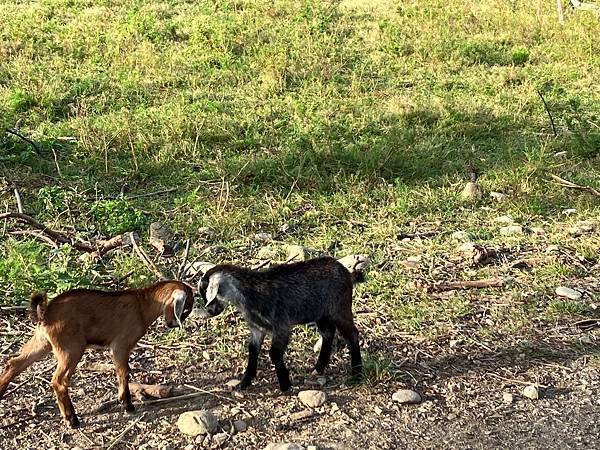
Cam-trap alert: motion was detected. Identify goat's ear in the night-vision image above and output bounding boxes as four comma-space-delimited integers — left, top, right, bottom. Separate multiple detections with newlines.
205, 274, 220, 304
172, 290, 187, 327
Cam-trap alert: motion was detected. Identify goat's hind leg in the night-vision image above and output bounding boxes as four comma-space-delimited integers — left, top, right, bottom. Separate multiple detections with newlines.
51, 345, 84, 428
314, 318, 336, 375
240, 327, 265, 390
0, 329, 51, 399
269, 330, 291, 392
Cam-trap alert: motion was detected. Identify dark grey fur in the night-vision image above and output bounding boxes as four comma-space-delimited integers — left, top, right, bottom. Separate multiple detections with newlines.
199, 256, 363, 391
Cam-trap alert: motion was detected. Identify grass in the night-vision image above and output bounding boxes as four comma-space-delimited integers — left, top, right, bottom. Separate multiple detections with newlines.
0, 0, 598, 347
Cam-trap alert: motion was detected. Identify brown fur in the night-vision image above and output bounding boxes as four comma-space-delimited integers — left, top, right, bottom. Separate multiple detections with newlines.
0, 280, 194, 428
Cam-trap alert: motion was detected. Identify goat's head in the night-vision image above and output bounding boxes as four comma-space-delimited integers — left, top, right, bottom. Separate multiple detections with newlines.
198, 270, 242, 317
164, 283, 195, 328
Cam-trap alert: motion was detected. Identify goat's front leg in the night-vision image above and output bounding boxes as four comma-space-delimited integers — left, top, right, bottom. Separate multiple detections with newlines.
269, 330, 291, 392
240, 327, 265, 390
111, 347, 134, 413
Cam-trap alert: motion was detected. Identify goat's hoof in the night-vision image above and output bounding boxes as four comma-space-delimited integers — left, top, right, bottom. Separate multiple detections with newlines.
124, 404, 136, 414
311, 367, 325, 376
67, 416, 81, 429
239, 379, 252, 390
278, 381, 292, 392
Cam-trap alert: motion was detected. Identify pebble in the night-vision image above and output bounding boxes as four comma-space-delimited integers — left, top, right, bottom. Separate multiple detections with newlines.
198, 226, 216, 239
330, 402, 340, 414
530, 227, 545, 235
316, 377, 327, 387
555, 286, 582, 300
290, 409, 314, 421
494, 215, 514, 224
451, 231, 474, 242
502, 392, 514, 404
225, 379, 241, 389
233, 420, 247, 433
254, 232, 273, 242
374, 406, 383, 415
298, 390, 327, 408
392, 389, 422, 404
522, 385, 539, 400
264, 444, 304, 450
177, 410, 218, 436
257, 245, 277, 259
500, 225, 523, 235
461, 182, 484, 201
213, 433, 228, 446
307, 446, 318, 450
546, 245, 560, 253
185, 445, 195, 450
490, 191, 508, 202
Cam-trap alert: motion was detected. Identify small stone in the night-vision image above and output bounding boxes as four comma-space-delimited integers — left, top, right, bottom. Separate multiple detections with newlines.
500, 225, 523, 235
264, 444, 304, 450
401, 259, 420, 269
374, 406, 383, 415
494, 215, 514, 224
568, 221, 596, 236
330, 402, 340, 414
554, 151, 567, 159
490, 191, 508, 202
563, 208, 577, 215
580, 335, 593, 345
555, 286, 582, 300
198, 227, 216, 239
449, 339, 460, 348
202, 351, 211, 360
233, 420, 247, 433
290, 409, 314, 421
461, 182, 484, 201
298, 390, 327, 408
225, 379, 241, 389
177, 410, 218, 436
185, 445, 195, 450
190, 307, 212, 319
458, 242, 476, 253
284, 244, 319, 262
149, 221, 175, 256
254, 232, 273, 242
213, 433, 228, 446
307, 446, 318, 450
502, 392, 514, 404
336, 254, 370, 273
530, 227, 545, 235
392, 389, 422, 404
447, 413, 457, 420
451, 231, 474, 242
316, 377, 327, 387
522, 385, 539, 400
546, 245, 560, 254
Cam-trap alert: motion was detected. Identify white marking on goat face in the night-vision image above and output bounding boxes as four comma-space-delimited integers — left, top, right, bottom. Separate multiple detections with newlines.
205, 272, 244, 307
172, 289, 187, 327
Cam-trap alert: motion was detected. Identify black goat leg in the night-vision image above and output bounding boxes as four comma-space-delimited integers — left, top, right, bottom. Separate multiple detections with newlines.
240, 327, 264, 389
269, 330, 291, 392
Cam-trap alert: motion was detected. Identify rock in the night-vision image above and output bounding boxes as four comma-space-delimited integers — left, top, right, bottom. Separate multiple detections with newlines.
290, 409, 314, 421
285, 244, 319, 262
401, 259, 420, 269
254, 232, 273, 242
500, 225, 523, 235
449, 339, 460, 348
451, 231, 474, 242
225, 379, 241, 389
392, 389, 422, 404
568, 221, 596, 236
490, 191, 508, 202
316, 377, 327, 387
374, 406, 383, 415
149, 222, 175, 256
555, 286, 582, 300
213, 433, 228, 446
502, 392, 514, 404
177, 410, 218, 436
494, 215, 514, 224
190, 307, 212, 319
198, 226, 216, 240
184, 261, 216, 277
522, 385, 539, 400
546, 245, 560, 254
185, 445, 195, 450
461, 182, 484, 201
563, 208, 577, 215
307, 446, 318, 450
298, 390, 327, 408
530, 227, 545, 235
264, 444, 304, 450
330, 402, 340, 414
233, 420, 247, 433
554, 151, 567, 159
257, 245, 278, 260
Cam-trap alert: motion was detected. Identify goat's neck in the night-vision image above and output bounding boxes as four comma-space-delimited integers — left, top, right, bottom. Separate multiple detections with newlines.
137, 290, 167, 329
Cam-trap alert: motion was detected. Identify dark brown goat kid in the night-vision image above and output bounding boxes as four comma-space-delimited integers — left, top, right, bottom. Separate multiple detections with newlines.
0, 281, 195, 428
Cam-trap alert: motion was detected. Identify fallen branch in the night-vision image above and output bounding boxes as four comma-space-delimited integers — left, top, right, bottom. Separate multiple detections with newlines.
536, 89, 558, 137
429, 278, 505, 293
549, 173, 600, 197
5, 128, 41, 154
129, 382, 173, 401
129, 232, 167, 279
0, 212, 95, 252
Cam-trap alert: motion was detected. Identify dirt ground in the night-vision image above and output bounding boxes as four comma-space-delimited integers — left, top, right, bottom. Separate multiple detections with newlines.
1, 306, 599, 450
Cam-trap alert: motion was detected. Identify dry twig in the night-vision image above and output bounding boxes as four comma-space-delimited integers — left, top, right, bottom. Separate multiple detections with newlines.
429, 278, 505, 293
549, 173, 600, 197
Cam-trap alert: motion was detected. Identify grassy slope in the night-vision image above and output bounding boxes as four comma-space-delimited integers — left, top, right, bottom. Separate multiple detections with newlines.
0, 0, 598, 342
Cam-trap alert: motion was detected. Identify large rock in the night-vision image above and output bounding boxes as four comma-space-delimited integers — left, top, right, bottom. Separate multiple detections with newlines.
177, 410, 218, 436
555, 286, 582, 300
149, 221, 175, 256
285, 244, 320, 262
392, 389, 421, 404
461, 182, 484, 201
298, 390, 327, 408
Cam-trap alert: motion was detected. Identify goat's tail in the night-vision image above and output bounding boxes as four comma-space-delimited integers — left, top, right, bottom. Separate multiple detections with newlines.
29, 292, 48, 324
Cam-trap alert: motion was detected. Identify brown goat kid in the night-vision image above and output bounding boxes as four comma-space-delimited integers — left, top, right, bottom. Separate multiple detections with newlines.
0, 281, 195, 428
